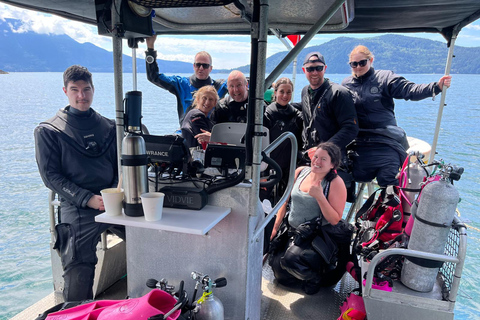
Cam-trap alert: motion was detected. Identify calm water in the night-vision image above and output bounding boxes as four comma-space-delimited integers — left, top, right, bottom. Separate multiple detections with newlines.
0, 72, 479, 319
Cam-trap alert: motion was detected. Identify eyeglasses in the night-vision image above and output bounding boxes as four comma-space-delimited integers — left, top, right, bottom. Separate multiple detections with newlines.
348, 59, 368, 68
194, 63, 210, 69
305, 65, 324, 73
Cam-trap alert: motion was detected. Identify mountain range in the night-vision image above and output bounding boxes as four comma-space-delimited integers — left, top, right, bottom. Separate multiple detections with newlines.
1, 17, 480, 74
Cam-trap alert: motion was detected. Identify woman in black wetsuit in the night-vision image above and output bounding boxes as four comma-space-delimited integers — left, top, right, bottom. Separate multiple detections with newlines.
181, 85, 219, 149
263, 77, 303, 199
341, 45, 451, 186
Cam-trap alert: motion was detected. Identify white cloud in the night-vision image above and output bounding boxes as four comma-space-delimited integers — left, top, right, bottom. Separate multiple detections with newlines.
465, 24, 480, 31
2, 2, 480, 69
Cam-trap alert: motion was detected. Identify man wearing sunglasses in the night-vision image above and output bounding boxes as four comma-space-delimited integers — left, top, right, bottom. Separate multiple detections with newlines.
145, 35, 228, 126
299, 52, 358, 165
341, 45, 451, 187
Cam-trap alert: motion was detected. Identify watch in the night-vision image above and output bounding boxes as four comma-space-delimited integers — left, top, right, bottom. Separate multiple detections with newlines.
146, 55, 155, 64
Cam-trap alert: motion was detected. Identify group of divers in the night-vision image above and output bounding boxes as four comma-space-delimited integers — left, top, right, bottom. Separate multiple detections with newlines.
145, 35, 452, 295
33, 34, 452, 307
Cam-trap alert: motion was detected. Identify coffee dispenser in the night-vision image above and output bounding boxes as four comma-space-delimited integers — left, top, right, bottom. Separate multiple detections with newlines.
122, 91, 149, 217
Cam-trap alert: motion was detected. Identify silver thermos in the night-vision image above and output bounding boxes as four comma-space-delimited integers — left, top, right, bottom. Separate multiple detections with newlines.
121, 91, 148, 217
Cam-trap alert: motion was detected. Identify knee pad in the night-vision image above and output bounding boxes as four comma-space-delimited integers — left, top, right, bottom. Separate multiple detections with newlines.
63, 264, 95, 301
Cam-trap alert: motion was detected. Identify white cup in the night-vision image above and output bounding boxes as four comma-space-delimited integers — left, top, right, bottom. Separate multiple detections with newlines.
141, 192, 165, 221
100, 188, 124, 216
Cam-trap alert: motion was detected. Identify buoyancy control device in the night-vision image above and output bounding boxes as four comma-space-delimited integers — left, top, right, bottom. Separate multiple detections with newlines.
122, 91, 149, 216
401, 163, 463, 292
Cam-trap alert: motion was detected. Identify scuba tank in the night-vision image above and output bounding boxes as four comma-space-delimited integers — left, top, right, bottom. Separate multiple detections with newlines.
399, 152, 427, 225
192, 272, 227, 320
401, 163, 463, 292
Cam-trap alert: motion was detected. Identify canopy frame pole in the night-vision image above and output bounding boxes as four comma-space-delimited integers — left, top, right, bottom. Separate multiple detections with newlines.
264, 0, 345, 89
269, 29, 298, 100
112, 0, 124, 179
429, 30, 458, 164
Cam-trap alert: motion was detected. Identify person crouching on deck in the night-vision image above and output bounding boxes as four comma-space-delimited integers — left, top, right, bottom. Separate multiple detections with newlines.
269, 142, 352, 295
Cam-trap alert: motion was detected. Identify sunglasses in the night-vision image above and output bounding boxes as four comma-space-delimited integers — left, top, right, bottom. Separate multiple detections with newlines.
348, 59, 368, 68
305, 65, 324, 72
194, 62, 210, 69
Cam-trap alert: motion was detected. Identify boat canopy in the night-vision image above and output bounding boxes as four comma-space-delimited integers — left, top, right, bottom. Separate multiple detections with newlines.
2, 0, 480, 43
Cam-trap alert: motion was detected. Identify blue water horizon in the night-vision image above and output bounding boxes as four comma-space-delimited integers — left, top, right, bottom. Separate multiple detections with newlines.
0, 72, 478, 319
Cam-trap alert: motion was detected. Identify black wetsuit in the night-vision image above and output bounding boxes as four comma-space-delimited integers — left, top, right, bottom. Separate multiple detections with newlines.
211, 96, 249, 124
263, 102, 303, 184
181, 108, 214, 149
300, 79, 358, 156
34, 106, 118, 301
342, 68, 441, 186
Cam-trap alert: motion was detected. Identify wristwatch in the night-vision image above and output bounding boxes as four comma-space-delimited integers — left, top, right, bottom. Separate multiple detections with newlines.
146, 54, 155, 64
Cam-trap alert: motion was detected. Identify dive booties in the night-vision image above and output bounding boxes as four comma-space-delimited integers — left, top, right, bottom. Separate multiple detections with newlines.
45, 289, 181, 320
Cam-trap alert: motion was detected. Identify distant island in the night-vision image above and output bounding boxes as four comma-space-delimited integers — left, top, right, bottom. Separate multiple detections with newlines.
0, 70, 7, 74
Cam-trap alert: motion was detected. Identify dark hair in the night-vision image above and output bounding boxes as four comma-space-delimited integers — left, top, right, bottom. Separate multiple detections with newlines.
315, 141, 342, 181
63, 65, 93, 89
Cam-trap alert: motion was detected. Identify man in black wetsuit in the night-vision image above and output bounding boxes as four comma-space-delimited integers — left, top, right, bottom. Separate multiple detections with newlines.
145, 35, 228, 126
34, 65, 119, 301
211, 70, 249, 124
299, 52, 359, 200
299, 52, 359, 157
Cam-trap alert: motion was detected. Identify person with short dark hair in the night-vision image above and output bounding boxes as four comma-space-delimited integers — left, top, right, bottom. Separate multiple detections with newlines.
341, 45, 451, 186
299, 52, 358, 160
145, 35, 227, 126
34, 65, 119, 301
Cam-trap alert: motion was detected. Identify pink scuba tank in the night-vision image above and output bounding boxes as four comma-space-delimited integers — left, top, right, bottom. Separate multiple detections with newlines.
46, 289, 180, 320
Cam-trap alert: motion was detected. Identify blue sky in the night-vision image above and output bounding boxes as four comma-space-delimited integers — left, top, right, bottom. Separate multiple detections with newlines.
1, 3, 480, 69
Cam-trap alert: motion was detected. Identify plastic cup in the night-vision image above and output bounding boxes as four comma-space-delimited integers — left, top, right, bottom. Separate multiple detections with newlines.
141, 192, 165, 221
100, 188, 124, 216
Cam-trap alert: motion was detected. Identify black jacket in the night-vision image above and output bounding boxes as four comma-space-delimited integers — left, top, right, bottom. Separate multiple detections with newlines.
300, 79, 359, 153
264, 102, 303, 168
341, 68, 441, 130
211, 96, 249, 124
181, 108, 214, 149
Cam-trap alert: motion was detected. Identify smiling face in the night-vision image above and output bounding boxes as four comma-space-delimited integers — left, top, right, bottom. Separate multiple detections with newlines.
349, 52, 373, 77
193, 52, 213, 80
310, 147, 335, 175
63, 80, 94, 112
227, 71, 249, 102
198, 92, 218, 115
303, 59, 326, 90
275, 83, 293, 106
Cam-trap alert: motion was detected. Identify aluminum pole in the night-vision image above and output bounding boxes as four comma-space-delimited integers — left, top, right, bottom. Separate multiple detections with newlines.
264, 0, 345, 88
132, 48, 137, 91
112, 0, 124, 180
429, 33, 456, 163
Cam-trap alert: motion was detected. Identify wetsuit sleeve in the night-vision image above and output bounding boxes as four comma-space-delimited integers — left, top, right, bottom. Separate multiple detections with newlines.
145, 49, 186, 94
210, 101, 230, 124
328, 88, 359, 149
386, 71, 441, 101
34, 126, 94, 208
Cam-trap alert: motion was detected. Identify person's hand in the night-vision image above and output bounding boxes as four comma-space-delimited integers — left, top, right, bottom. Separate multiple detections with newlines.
146, 35, 157, 49
194, 129, 211, 145
309, 179, 324, 199
87, 195, 105, 211
438, 75, 452, 90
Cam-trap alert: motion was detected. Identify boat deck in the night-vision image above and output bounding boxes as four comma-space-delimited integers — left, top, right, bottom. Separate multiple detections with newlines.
11, 264, 357, 320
